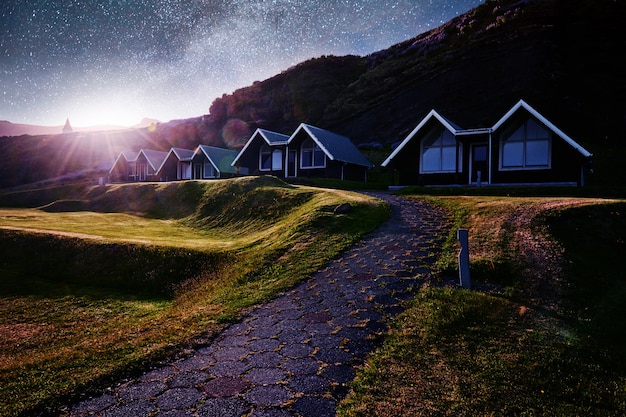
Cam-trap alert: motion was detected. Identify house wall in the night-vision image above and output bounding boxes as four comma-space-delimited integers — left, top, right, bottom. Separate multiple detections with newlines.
287, 131, 368, 181
490, 132, 586, 185
109, 159, 130, 182
135, 154, 159, 181
159, 157, 178, 182
192, 154, 213, 179
390, 127, 470, 186
191, 153, 238, 179
389, 118, 587, 186
294, 159, 367, 181
235, 138, 286, 177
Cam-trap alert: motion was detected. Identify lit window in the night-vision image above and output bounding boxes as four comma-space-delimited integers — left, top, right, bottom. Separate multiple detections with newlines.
420, 127, 461, 173
301, 139, 325, 168
501, 119, 550, 169
272, 149, 283, 170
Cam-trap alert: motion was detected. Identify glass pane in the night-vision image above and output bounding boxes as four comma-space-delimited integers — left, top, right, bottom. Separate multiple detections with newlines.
272, 150, 283, 170
526, 140, 549, 166
422, 147, 440, 172
260, 154, 271, 170
422, 127, 442, 147
502, 142, 524, 167
473, 145, 487, 162
442, 130, 456, 145
442, 146, 457, 171
507, 124, 525, 141
526, 119, 548, 140
204, 163, 214, 177
313, 149, 325, 167
301, 150, 312, 167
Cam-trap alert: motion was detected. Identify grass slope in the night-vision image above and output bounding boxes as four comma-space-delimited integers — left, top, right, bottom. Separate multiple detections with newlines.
339, 195, 626, 416
0, 176, 389, 417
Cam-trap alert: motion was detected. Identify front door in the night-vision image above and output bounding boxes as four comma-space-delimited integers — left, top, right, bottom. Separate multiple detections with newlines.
287, 150, 297, 178
194, 163, 202, 180
138, 163, 147, 181
471, 144, 489, 185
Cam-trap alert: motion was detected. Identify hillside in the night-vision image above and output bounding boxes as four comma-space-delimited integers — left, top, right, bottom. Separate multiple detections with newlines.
0, 177, 389, 416
1, 0, 625, 188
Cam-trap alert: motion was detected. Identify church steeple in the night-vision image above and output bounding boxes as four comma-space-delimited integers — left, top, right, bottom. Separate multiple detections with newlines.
62, 118, 73, 133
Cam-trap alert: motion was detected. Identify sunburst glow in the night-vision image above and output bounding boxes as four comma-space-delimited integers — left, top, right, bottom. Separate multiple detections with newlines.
67, 95, 145, 128
1, 0, 483, 126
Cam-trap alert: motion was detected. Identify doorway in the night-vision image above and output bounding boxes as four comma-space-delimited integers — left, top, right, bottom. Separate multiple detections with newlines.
287, 150, 297, 178
138, 163, 147, 181
471, 144, 489, 185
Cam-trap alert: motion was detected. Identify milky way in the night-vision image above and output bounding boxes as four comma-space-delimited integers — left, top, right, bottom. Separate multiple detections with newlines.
1, 0, 482, 127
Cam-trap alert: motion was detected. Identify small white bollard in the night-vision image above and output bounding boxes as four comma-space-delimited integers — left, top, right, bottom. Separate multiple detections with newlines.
457, 228, 471, 289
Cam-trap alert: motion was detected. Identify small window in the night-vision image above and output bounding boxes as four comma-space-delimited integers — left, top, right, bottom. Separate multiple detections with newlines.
204, 161, 217, 178
260, 145, 272, 171
420, 126, 461, 173
128, 162, 137, 176
500, 118, 551, 170
301, 139, 325, 169
272, 149, 283, 170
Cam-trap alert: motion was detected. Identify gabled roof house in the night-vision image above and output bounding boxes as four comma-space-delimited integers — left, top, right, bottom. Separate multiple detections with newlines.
109, 150, 140, 182
382, 99, 592, 187
157, 147, 195, 181
109, 149, 168, 182
233, 124, 373, 182
191, 145, 239, 179
231, 128, 290, 176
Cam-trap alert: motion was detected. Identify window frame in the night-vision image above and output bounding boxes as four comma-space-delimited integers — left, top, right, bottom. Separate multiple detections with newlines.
300, 139, 326, 169
259, 144, 272, 171
499, 118, 552, 171
203, 161, 217, 178
419, 126, 462, 174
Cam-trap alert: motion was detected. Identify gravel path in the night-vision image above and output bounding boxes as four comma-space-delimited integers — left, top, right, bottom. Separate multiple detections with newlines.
67, 193, 449, 417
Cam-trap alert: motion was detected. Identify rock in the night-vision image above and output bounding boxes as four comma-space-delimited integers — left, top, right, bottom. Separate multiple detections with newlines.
333, 203, 352, 214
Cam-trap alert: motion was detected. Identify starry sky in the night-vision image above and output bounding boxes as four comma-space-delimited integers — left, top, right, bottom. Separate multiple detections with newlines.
1, 0, 482, 127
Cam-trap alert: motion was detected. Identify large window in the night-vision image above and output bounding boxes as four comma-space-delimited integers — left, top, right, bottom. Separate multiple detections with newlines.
301, 139, 325, 168
500, 118, 550, 170
260, 146, 283, 171
420, 127, 461, 173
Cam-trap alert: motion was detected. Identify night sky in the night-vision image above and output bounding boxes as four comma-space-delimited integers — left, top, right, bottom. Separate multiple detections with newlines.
1, 0, 482, 127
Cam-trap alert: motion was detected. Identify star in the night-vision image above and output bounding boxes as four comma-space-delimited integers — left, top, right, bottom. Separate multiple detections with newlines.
0, 0, 483, 127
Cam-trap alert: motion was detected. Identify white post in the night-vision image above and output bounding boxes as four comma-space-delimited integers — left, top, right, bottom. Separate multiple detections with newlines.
457, 228, 471, 289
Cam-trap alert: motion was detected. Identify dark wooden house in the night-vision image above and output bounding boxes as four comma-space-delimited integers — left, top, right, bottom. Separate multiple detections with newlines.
382, 100, 592, 187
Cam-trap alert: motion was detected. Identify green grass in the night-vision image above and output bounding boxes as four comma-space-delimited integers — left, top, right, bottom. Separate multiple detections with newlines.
339, 194, 626, 417
0, 176, 389, 417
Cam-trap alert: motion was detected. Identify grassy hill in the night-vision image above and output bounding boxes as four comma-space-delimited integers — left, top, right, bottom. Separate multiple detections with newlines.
339, 194, 626, 416
0, 177, 389, 417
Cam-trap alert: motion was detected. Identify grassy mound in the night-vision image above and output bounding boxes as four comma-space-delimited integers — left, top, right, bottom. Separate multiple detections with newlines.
0, 177, 389, 417
338, 196, 626, 416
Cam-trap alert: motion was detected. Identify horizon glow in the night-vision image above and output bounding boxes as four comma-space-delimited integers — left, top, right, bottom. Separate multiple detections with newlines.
1, 0, 483, 127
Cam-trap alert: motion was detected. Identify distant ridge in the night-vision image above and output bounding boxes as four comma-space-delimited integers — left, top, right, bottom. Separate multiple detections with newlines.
0, 118, 161, 137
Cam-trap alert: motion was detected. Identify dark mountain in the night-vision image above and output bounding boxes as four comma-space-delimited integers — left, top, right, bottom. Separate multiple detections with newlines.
1, 0, 625, 188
